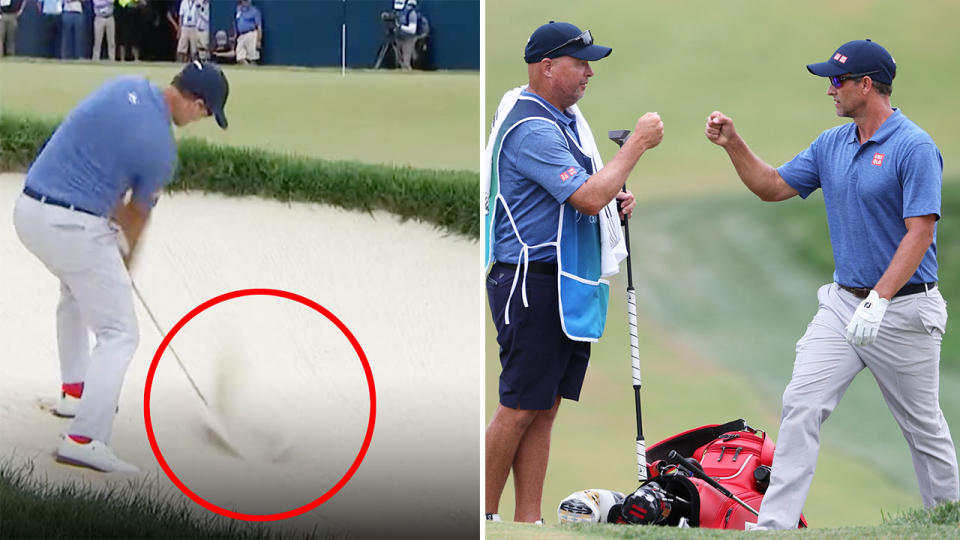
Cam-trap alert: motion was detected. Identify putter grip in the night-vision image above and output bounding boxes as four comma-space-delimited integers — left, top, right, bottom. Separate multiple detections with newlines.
667, 450, 734, 498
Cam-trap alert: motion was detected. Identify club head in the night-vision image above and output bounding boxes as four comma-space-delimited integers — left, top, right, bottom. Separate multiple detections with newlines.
608, 129, 631, 147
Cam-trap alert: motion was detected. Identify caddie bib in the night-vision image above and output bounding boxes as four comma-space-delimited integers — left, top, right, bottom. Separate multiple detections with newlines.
485, 96, 609, 342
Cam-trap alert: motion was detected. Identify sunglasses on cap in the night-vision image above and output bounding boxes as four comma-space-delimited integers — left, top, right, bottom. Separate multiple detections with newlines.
541, 29, 593, 59
829, 70, 880, 88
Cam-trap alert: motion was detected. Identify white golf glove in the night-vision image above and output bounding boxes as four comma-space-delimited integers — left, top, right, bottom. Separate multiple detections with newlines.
845, 290, 889, 347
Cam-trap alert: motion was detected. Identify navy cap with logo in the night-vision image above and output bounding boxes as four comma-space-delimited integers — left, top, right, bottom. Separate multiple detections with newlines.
178, 60, 230, 129
524, 21, 612, 64
806, 39, 896, 85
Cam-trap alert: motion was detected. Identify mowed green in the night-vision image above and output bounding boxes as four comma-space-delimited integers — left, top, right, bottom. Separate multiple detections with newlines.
486, 0, 960, 198
484, 0, 960, 532
0, 60, 479, 172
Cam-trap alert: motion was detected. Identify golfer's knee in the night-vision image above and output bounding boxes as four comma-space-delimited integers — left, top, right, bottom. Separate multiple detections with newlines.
781, 396, 829, 428
96, 319, 139, 359
494, 405, 539, 431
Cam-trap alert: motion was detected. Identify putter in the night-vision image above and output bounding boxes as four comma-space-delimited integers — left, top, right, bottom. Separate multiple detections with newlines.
133, 282, 241, 457
608, 129, 646, 482
668, 450, 760, 517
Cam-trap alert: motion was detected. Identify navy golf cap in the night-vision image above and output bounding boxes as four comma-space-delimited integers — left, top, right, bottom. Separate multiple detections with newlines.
806, 39, 896, 85
524, 21, 612, 64
178, 60, 230, 129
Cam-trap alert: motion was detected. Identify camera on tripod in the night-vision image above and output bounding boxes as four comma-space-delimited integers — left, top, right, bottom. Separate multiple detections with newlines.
380, 10, 397, 25
374, 11, 400, 68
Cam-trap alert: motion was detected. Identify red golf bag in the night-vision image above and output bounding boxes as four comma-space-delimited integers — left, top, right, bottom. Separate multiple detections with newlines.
626, 419, 808, 529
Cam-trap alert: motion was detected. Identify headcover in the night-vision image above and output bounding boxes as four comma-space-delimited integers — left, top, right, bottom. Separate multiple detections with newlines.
621, 483, 674, 525
557, 489, 625, 524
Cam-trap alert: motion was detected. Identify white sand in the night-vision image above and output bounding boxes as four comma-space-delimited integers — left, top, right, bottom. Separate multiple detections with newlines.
0, 174, 481, 538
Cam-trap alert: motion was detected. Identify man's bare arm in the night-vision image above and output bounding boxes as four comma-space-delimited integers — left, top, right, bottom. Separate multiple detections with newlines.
873, 215, 937, 299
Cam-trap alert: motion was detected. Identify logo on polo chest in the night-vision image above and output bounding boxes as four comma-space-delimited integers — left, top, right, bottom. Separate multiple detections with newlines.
872, 153, 885, 166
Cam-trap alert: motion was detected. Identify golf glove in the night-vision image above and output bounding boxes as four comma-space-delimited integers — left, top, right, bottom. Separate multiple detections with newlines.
845, 290, 889, 347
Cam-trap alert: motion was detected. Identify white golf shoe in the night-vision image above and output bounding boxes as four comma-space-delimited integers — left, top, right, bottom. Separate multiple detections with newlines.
53, 392, 80, 418
56, 436, 140, 474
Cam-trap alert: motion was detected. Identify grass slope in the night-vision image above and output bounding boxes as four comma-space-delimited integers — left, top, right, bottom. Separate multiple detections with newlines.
486, 0, 960, 199
0, 115, 479, 237
485, 307, 915, 527
487, 184, 960, 524
0, 60, 479, 171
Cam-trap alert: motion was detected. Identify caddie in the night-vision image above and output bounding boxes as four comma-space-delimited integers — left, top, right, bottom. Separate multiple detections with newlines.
705, 38, 959, 529
13, 61, 229, 474
483, 21, 663, 522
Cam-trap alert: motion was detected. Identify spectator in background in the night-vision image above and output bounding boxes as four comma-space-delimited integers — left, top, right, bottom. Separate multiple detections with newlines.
116, 0, 141, 61
92, 0, 115, 60
194, 0, 208, 59
233, 0, 260, 65
38, 0, 62, 58
210, 28, 233, 63
393, 0, 424, 70
0, 0, 26, 57
60, 0, 83, 59
173, 0, 196, 62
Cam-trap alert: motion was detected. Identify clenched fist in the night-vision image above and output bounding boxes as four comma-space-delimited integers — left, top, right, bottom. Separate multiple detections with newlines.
705, 111, 738, 147
633, 112, 664, 151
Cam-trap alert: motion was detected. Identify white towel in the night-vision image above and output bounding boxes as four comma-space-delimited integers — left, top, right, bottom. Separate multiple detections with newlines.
483, 85, 627, 277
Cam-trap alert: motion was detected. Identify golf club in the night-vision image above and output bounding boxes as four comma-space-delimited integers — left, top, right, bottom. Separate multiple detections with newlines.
667, 450, 760, 517
608, 129, 646, 483
132, 281, 241, 457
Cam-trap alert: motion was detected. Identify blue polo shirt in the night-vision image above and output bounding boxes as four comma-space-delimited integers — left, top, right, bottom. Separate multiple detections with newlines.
493, 91, 591, 264
777, 109, 941, 287
25, 76, 177, 217
235, 4, 261, 34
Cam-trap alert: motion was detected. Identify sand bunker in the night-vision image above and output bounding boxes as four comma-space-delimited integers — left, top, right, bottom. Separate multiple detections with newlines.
0, 173, 480, 538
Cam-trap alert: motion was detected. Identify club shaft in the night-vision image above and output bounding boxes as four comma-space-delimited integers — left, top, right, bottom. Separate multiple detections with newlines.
669, 450, 760, 516
133, 283, 210, 407
611, 132, 646, 483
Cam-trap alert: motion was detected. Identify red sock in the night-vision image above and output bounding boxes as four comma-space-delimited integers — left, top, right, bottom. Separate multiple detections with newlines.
62, 382, 84, 398
68, 434, 92, 444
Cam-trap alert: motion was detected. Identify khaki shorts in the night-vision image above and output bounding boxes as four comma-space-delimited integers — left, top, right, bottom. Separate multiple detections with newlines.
236, 30, 259, 62
194, 29, 209, 59
177, 26, 197, 55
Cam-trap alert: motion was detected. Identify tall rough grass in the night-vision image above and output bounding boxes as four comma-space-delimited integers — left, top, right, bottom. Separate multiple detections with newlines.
0, 457, 270, 539
0, 114, 479, 238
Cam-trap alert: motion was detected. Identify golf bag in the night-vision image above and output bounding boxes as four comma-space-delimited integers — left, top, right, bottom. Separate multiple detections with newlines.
558, 420, 808, 529
631, 419, 808, 529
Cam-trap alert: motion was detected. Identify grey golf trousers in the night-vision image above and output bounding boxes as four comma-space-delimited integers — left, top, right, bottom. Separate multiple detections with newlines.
757, 282, 959, 529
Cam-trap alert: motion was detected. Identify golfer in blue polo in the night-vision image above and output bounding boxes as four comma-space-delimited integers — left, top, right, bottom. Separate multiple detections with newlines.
14, 61, 229, 474
483, 21, 664, 523
706, 39, 959, 529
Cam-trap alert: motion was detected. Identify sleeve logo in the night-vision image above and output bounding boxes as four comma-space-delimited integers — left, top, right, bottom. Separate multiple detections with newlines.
872, 153, 885, 166
559, 167, 577, 182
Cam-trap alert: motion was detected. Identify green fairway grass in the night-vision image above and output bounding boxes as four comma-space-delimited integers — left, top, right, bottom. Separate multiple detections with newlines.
486, 298, 917, 528
485, 0, 960, 529
0, 60, 479, 171
486, 505, 960, 540
486, 0, 960, 199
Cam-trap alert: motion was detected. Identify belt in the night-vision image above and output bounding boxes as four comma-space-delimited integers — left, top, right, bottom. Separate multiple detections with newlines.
23, 187, 101, 217
496, 261, 558, 276
839, 282, 937, 299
